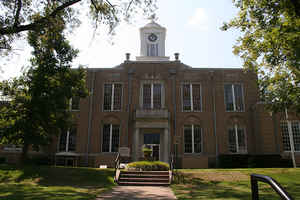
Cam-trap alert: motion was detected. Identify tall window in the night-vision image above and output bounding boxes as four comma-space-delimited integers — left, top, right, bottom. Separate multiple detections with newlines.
143, 83, 162, 109
281, 121, 300, 151
59, 127, 77, 152
224, 84, 244, 111
228, 125, 246, 153
71, 96, 80, 110
103, 83, 122, 111
147, 43, 158, 56
102, 124, 120, 153
184, 125, 202, 153
182, 84, 201, 111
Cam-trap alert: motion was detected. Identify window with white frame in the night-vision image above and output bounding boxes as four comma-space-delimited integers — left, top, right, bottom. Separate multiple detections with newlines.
184, 125, 202, 153
102, 124, 120, 153
103, 83, 122, 111
228, 125, 246, 153
280, 121, 300, 151
182, 83, 201, 111
142, 83, 162, 109
224, 84, 244, 111
59, 127, 77, 152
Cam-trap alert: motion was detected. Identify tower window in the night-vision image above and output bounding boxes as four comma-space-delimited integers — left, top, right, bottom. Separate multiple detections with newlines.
147, 43, 158, 56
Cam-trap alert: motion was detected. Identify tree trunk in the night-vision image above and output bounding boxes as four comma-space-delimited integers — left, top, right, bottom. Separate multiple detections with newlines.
20, 143, 29, 165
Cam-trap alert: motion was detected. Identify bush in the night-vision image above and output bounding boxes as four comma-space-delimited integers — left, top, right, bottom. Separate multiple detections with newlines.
0, 157, 6, 164
218, 154, 293, 168
127, 161, 170, 171
24, 155, 52, 166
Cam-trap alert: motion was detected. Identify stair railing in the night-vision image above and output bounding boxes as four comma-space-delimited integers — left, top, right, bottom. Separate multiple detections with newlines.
114, 153, 120, 183
250, 174, 294, 200
169, 154, 174, 183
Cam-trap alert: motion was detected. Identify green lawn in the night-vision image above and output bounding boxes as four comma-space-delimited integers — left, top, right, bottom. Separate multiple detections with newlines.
0, 164, 116, 200
171, 168, 300, 200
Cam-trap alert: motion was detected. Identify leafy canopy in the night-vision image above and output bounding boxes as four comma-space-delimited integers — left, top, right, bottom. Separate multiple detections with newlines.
0, 0, 157, 56
0, 8, 88, 159
222, 0, 300, 113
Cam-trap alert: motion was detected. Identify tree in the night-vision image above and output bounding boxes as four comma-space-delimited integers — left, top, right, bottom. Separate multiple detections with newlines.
222, 0, 300, 113
0, 9, 88, 162
0, 0, 157, 56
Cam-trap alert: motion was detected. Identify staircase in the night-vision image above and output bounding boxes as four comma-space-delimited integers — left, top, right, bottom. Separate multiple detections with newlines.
117, 170, 171, 186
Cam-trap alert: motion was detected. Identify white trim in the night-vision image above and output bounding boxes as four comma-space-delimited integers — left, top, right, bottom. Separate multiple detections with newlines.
191, 125, 195, 153
66, 130, 70, 152
109, 124, 113, 153
151, 84, 154, 109
232, 85, 236, 111
234, 124, 239, 153
111, 84, 115, 111
190, 84, 194, 111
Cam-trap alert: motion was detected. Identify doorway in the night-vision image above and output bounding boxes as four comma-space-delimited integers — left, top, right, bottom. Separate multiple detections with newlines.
144, 133, 160, 161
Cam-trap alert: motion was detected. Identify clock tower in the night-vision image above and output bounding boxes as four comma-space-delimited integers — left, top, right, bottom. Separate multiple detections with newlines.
136, 17, 169, 61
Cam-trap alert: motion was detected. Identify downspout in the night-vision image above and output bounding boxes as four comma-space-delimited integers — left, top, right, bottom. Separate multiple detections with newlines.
127, 68, 134, 146
210, 71, 219, 167
86, 71, 95, 166
170, 67, 177, 167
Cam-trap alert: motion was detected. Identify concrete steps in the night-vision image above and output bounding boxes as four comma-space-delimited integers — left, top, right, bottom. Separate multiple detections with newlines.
117, 171, 171, 186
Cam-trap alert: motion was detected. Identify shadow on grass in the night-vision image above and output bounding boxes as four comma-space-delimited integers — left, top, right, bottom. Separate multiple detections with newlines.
15, 165, 115, 187
172, 173, 300, 200
0, 164, 116, 200
0, 183, 94, 200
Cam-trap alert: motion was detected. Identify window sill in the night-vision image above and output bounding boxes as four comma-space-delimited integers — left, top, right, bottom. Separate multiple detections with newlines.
182, 110, 202, 112
227, 152, 248, 154
225, 110, 245, 113
183, 153, 203, 156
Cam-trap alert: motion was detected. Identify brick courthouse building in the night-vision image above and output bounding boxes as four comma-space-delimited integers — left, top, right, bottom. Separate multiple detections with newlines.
2, 20, 300, 168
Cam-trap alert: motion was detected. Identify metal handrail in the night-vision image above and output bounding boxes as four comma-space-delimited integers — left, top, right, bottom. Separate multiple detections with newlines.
114, 153, 120, 182
250, 174, 294, 200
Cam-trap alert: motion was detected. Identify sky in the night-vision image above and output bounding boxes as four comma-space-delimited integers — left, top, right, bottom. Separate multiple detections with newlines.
0, 0, 242, 80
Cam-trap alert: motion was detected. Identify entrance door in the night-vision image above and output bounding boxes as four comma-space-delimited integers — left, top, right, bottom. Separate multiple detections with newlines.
144, 133, 160, 161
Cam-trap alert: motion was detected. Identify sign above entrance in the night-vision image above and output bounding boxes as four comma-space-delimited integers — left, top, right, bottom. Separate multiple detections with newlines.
119, 147, 130, 157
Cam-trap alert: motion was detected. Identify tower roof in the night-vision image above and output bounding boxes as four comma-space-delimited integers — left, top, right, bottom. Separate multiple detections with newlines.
141, 21, 165, 30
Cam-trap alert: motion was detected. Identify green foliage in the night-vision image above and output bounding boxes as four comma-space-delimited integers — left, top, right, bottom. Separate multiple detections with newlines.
218, 154, 292, 168
0, 10, 88, 161
127, 161, 170, 171
0, 0, 157, 56
222, 0, 300, 113
172, 168, 300, 199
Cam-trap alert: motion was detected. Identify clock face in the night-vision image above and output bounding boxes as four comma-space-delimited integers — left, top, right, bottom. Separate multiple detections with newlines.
148, 33, 158, 42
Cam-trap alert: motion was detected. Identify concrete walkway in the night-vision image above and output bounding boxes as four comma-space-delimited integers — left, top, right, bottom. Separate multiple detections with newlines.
96, 186, 177, 200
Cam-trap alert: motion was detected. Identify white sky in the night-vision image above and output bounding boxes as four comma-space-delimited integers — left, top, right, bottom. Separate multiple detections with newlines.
0, 0, 242, 80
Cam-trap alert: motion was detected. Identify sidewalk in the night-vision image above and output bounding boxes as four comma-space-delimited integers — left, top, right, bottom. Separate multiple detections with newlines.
96, 186, 177, 200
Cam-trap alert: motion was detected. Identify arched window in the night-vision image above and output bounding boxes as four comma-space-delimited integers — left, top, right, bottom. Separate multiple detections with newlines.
184, 125, 202, 153
59, 127, 77, 152
228, 124, 246, 153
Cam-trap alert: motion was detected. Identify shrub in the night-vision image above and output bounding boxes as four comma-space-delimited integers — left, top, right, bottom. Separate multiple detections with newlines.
0, 157, 6, 164
127, 161, 170, 171
218, 154, 293, 168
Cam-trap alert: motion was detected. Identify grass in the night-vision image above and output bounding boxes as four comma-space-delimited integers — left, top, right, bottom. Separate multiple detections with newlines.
171, 168, 300, 200
0, 164, 116, 200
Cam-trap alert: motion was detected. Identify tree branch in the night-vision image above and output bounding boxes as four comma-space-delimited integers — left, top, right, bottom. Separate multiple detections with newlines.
0, 0, 81, 36
13, 0, 22, 28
